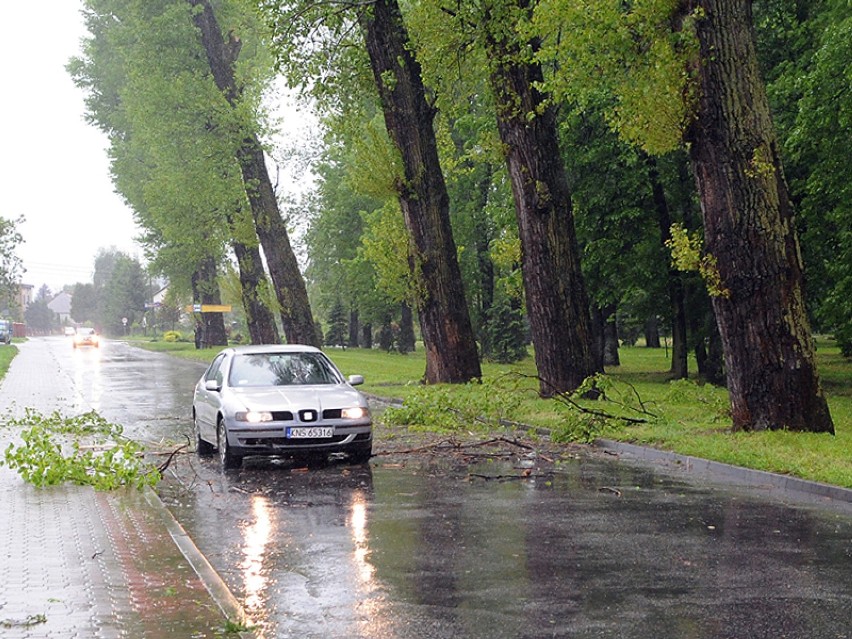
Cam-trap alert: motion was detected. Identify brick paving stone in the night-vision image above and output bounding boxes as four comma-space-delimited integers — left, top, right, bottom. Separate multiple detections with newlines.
0, 340, 229, 638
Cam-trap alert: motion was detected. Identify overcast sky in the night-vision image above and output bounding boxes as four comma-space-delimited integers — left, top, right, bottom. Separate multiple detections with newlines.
1, 2, 144, 294
1, 3, 319, 297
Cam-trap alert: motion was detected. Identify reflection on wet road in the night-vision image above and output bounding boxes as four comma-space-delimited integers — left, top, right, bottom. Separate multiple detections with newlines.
38, 337, 852, 639
164, 454, 852, 639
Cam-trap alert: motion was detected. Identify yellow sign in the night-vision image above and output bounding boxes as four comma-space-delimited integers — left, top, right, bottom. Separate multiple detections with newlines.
185, 304, 233, 313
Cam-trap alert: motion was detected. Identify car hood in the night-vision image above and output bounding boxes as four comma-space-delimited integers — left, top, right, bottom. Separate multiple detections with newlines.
227, 385, 367, 411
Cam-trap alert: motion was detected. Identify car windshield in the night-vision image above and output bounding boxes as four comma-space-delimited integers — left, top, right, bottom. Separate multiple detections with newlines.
78, 328, 96, 336
228, 352, 340, 387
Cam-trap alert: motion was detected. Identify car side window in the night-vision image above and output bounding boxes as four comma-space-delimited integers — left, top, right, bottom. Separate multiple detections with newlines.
205, 354, 226, 387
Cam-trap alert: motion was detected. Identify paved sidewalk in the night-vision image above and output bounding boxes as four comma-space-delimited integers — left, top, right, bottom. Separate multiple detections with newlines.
0, 341, 237, 638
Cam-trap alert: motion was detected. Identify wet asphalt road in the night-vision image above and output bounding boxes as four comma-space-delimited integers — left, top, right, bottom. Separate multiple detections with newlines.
41, 337, 852, 638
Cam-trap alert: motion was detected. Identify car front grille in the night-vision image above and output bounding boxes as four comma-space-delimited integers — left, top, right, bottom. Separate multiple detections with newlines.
241, 432, 371, 447
269, 409, 346, 421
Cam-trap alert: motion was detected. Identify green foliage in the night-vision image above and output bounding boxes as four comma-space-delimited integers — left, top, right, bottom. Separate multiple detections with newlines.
666, 223, 730, 298
96, 251, 150, 336
359, 201, 418, 304
482, 292, 527, 364
0, 344, 16, 379
784, 10, 852, 357
325, 299, 348, 347
534, 0, 700, 154
70, 283, 98, 324
1, 409, 160, 490
163, 330, 184, 343
0, 215, 24, 312
24, 299, 58, 333
381, 377, 524, 433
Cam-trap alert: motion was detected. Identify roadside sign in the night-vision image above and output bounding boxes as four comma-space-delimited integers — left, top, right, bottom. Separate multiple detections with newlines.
185, 304, 232, 313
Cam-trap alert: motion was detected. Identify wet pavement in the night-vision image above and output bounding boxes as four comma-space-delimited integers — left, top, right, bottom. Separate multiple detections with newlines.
3, 336, 852, 639
0, 337, 230, 638
161, 451, 852, 639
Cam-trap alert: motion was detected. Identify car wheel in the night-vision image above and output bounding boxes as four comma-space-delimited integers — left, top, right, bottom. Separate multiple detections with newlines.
195, 413, 215, 456
217, 417, 242, 469
349, 445, 372, 465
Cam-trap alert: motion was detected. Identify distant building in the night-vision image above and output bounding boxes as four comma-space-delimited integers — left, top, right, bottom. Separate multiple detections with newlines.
5, 283, 34, 321
48, 291, 73, 325
152, 283, 169, 306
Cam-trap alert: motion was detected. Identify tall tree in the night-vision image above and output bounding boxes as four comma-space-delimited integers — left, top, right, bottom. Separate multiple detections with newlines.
683, 0, 833, 432
482, 0, 601, 395
262, 0, 483, 384
98, 252, 149, 335
190, 255, 228, 348
356, 0, 482, 383
71, 0, 281, 344
535, 0, 833, 433
188, 0, 319, 346
409, 0, 601, 394
70, 283, 98, 324
0, 215, 24, 313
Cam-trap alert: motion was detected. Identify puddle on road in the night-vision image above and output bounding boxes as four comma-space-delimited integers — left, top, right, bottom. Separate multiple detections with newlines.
159, 453, 852, 639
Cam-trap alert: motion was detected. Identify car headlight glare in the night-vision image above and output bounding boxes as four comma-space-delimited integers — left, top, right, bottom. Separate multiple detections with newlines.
342, 407, 369, 420
236, 411, 273, 423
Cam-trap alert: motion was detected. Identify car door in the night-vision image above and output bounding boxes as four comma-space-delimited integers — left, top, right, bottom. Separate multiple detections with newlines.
196, 353, 227, 441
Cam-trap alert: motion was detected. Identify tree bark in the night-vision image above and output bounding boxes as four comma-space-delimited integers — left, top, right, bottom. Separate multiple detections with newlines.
644, 317, 661, 348
345, 308, 358, 349
685, 0, 833, 432
485, 1, 601, 396
602, 304, 620, 367
359, 0, 481, 384
231, 240, 280, 344
191, 255, 227, 349
360, 323, 373, 350
189, 0, 319, 347
398, 302, 416, 353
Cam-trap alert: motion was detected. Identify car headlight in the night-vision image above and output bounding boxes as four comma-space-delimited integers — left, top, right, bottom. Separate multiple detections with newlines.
235, 411, 273, 423
342, 407, 370, 419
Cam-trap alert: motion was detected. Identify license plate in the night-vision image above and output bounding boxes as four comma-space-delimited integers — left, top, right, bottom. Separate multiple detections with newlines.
286, 427, 334, 439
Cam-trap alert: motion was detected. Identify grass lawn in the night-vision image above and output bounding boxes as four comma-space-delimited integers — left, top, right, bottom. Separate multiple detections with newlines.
0, 345, 17, 379
128, 337, 852, 489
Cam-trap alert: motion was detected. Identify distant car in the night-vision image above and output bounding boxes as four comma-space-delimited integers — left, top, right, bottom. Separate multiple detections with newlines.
64, 326, 76, 337
73, 327, 99, 348
192, 345, 373, 469
0, 320, 12, 345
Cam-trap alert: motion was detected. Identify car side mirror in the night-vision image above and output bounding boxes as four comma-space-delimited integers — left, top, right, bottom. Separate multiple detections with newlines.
205, 379, 221, 392
348, 374, 364, 386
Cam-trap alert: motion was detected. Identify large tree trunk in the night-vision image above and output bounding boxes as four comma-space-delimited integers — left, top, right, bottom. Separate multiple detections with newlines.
360, 323, 373, 350
644, 317, 661, 348
646, 155, 689, 379
359, 0, 481, 384
189, 0, 319, 347
601, 304, 620, 367
191, 256, 227, 349
348, 308, 360, 349
485, 2, 601, 396
231, 240, 280, 345
685, 0, 833, 432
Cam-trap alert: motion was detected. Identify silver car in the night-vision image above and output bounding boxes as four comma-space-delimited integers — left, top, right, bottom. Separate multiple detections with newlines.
192, 345, 373, 469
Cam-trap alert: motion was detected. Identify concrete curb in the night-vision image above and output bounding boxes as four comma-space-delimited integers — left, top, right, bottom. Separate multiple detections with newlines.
594, 438, 852, 510
366, 393, 852, 510
142, 487, 257, 638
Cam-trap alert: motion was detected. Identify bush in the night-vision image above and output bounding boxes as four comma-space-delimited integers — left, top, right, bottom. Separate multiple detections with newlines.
163, 330, 183, 343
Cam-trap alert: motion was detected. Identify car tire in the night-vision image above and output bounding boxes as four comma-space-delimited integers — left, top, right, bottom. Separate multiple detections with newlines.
349, 445, 372, 465
195, 413, 215, 456
217, 417, 242, 469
